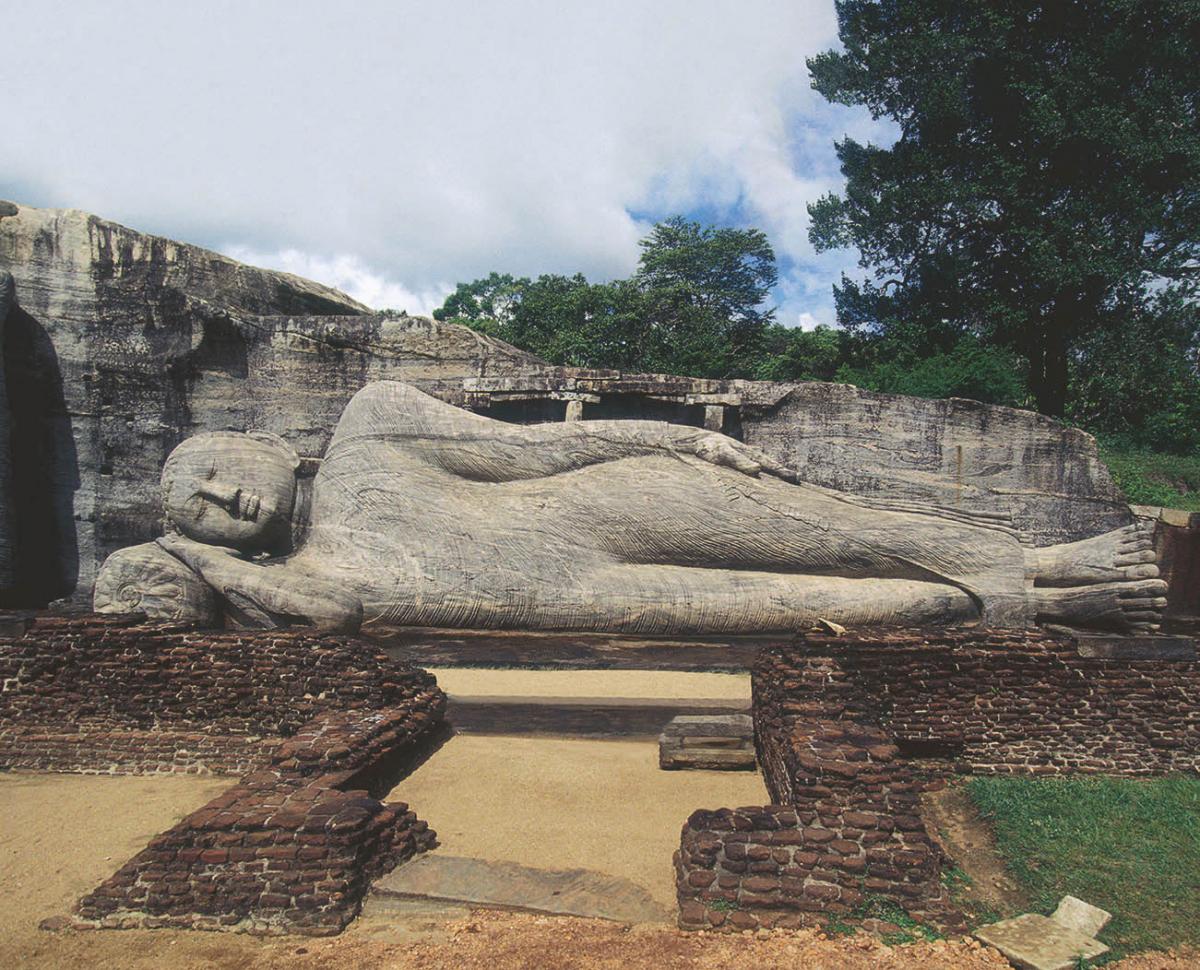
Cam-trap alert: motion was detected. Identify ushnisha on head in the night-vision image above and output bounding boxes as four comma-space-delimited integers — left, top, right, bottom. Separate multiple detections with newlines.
161, 431, 300, 551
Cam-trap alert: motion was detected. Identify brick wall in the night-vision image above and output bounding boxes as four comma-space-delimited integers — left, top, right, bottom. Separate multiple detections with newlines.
0, 613, 431, 774
1, 612, 447, 935
676, 628, 1199, 933
675, 717, 961, 933
756, 630, 1200, 776
72, 700, 443, 935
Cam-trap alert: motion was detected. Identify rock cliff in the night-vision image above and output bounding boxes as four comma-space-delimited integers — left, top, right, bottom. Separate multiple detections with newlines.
0, 202, 544, 604
0, 201, 1131, 607
0, 267, 14, 591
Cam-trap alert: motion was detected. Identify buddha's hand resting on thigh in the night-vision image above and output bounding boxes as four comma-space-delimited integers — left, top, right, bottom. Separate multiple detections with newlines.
675, 432, 801, 483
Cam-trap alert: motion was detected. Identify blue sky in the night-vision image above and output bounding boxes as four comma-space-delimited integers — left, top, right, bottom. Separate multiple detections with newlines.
2, 0, 897, 328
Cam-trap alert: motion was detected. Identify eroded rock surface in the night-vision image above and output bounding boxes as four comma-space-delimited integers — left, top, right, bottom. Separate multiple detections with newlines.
0, 202, 541, 603
0, 270, 14, 593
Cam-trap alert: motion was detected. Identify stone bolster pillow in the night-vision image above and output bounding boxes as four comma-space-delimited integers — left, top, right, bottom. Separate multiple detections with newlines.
93, 541, 220, 626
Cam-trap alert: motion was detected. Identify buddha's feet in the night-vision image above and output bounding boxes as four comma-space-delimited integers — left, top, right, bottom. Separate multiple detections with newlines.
1034, 577, 1167, 632
1030, 521, 1158, 587
1029, 523, 1166, 631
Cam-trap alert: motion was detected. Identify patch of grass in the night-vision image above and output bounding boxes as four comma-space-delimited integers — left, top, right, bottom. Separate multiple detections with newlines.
1098, 441, 1200, 511
967, 775, 1200, 958
707, 898, 740, 912
843, 894, 941, 945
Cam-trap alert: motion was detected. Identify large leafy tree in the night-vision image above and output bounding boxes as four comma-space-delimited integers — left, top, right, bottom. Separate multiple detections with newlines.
808, 0, 1200, 416
434, 217, 779, 378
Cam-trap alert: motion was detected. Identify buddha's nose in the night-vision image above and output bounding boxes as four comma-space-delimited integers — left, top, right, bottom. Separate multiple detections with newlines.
197, 481, 240, 508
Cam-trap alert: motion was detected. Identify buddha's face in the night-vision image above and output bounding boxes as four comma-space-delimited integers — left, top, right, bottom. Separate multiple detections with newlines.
162, 432, 298, 551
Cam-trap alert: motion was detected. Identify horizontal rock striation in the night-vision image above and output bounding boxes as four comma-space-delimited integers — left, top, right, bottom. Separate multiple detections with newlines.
0, 270, 12, 593
0, 201, 542, 605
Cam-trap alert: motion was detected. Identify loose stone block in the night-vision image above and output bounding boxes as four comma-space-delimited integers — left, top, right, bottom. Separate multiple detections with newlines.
974, 913, 1109, 970
1050, 895, 1111, 938
660, 714, 755, 770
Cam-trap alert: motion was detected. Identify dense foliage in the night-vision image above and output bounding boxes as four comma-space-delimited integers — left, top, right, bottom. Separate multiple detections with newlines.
434, 218, 1034, 404
433, 2, 1200, 496
807, 0, 1200, 419
434, 218, 778, 379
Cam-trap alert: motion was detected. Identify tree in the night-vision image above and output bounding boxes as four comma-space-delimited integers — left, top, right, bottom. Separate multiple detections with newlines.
753, 324, 849, 382
808, 1, 1200, 416
433, 217, 780, 378
1069, 291, 1200, 452
633, 216, 778, 377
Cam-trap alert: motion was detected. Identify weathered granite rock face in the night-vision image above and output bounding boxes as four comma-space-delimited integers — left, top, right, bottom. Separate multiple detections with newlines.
736, 381, 1131, 546
0, 268, 14, 593
0, 202, 544, 604
0, 200, 1132, 607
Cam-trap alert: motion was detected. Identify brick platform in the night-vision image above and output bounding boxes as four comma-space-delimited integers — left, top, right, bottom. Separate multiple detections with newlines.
676, 628, 1199, 934
756, 629, 1200, 776
1, 613, 447, 935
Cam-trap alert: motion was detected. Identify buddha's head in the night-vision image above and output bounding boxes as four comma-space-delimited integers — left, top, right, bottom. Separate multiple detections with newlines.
162, 431, 300, 551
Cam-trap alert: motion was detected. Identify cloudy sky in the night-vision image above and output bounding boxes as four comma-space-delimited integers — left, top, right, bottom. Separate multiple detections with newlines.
3, 0, 895, 327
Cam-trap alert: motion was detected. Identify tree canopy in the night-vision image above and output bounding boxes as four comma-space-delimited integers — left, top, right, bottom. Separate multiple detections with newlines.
433, 217, 779, 379
808, 0, 1200, 417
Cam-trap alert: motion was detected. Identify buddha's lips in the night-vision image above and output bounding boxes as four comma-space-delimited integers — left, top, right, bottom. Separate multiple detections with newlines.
236, 492, 262, 521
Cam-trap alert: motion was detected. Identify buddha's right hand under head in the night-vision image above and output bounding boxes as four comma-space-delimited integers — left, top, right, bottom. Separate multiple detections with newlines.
156, 534, 243, 575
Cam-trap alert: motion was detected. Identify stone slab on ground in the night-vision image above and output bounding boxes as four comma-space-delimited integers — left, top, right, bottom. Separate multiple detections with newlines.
371, 855, 673, 924
660, 714, 756, 770
974, 913, 1109, 970
354, 895, 475, 943
1050, 895, 1111, 939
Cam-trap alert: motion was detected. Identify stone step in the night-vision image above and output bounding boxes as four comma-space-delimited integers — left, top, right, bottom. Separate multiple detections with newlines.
659, 747, 756, 769
446, 694, 749, 738
659, 713, 756, 770
371, 854, 674, 924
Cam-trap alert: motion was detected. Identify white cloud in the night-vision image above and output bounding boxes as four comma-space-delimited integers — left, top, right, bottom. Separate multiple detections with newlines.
1, 0, 891, 324
224, 247, 452, 316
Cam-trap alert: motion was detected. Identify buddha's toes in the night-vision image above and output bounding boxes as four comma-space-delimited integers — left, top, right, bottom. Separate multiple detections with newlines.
1035, 576, 1168, 632
1032, 521, 1159, 587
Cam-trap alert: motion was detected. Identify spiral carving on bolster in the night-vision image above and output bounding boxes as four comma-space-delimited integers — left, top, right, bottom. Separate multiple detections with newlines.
94, 542, 220, 625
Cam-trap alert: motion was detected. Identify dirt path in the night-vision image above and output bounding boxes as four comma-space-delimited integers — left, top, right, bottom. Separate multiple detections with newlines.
426, 667, 750, 699
0, 770, 1192, 969
0, 771, 234, 968
383, 734, 766, 908
921, 783, 1028, 919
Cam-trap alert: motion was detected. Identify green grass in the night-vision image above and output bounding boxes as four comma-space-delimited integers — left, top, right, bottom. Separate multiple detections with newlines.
1098, 441, 1200, 511
967, 775, 1200, 958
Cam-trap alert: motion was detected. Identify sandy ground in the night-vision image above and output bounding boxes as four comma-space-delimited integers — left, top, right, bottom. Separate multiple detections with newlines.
0, 771, 233, 967
384, 734, 765, 907
1, 769, 1195, 969
425, 667, 750, 699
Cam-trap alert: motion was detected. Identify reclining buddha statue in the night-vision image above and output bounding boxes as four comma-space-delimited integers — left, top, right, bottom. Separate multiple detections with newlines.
94, 381, 1166, 634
